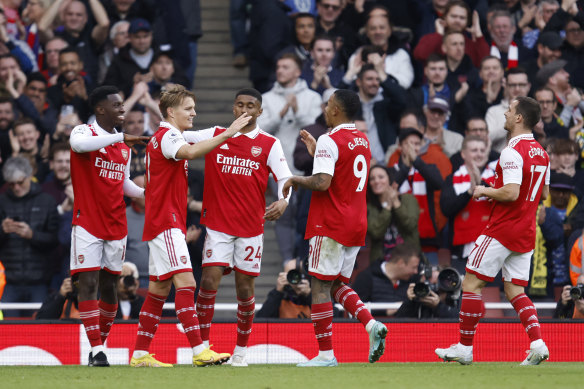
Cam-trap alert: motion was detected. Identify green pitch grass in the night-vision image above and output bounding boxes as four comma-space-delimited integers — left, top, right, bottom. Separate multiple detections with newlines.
0, 363, 581, 389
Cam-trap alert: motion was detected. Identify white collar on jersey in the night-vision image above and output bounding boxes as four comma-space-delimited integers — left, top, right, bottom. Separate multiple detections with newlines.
160, 121, 179, 132
329, 123, 356, 135
233, 125, 260, 139
508, 133, 534, 144
90, 120, 120, 135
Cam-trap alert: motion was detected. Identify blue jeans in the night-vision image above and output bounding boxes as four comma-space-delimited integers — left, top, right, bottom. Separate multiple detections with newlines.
1, 283, 49, 317
230, 0, 250, 56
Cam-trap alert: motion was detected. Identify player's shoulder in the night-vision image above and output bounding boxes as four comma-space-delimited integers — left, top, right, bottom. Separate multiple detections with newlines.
71, 123, 92, 136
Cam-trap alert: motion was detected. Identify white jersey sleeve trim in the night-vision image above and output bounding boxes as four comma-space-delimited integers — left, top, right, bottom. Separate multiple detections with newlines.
182, 127, 216, 143
545, 162, 551, 185
312, 134, 338, 177
267, 138, 293, 181
500, 147, 523, 185
161, 128, 189, 160
69, 125, 124, 153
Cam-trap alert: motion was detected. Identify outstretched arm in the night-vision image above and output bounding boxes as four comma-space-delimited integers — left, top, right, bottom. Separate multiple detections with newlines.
282, 173, 332, 198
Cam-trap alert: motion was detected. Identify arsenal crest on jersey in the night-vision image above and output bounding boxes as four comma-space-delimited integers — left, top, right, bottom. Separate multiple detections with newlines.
206, 249, 212, 258
180, 256, 188, 264
78, 254, 85, 264
121, 149, 129, 160
251, 146, 262, 157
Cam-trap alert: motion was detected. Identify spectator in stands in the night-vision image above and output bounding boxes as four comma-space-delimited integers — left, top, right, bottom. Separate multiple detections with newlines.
352, 243, 421, 317
486, 66, 531, 152
10, 72, 58, 138
408, 54, 457, 115
422, 96, 463, 158
258, 53, 321, 175
41, 37, 68, 86
366, 164, 419, 262
51, 110, 81, 144
463, 56, 505, 121
442, 30, 479, 92
21, 0, 50, 67
315, 0, 357, 67
523, 31, 563, 90
11, 118, 50, 183
278, 12, 316, 66
355, 63, 407, 164
230, 0, 251, 68
125, 175, 149, 286
0, 156, 59, 317
416, 0, 449, 39
519, 0, 560, 50
450, 117, 500, 171
256, 258, 312, 319
350, 13, 413, 89
535, 86, 570, 140
42, 142, 70, 206
147, 50, 189, 95
103, 0, 156, 26
537, 59, 584, 129
97, 20, 129, 84
394, 265, 461, 319
47, 47, 92, 122
0, 12, 36, 75
486, 9, 531, 70
554, 274, 584, 318
0, 54, 24, 95
536, 172, 578, 296
441, 135, 497, 273
414, 1, 489, 69
36, 261, 145, 320
301, 35, 343, 95
103, 18, 155, 98
0, 96, 15, 170
248, 0, 292, 93
38, 0, 110, 83
389, 127, 449, 265
543, 2, 584, 89
123, 108, 147, 178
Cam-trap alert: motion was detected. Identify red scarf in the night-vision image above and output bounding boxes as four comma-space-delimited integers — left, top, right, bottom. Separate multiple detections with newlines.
490, 41, 518, 69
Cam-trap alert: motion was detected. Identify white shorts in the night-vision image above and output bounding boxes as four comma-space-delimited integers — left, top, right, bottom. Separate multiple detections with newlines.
148, 229, 193, 281
308, 236, 360, 284
70, 225, 127, 275
466, 235, 532, 286
202, 228, 263, 277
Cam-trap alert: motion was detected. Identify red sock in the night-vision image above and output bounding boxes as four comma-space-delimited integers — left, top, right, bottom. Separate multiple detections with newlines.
236, 296, 255, 347
176, 287, 203, 348
311, 302, 333, 352
459, 292, 484, 346
79, 300, 101, 348
196, 288, 216, 342
510, 293, 542, 342
333, 285, 374, 326
134, 292, 166, 352
98, 300, 117, 344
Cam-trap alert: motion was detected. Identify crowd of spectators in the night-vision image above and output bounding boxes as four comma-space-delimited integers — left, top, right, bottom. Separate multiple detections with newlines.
1, 0, 584, 320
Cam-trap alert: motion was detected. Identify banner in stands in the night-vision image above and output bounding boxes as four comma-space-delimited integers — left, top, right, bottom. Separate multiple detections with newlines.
0, 322, 582, 365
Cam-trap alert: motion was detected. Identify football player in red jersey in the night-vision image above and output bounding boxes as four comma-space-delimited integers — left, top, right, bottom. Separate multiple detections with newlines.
193, 88, 293, 367
283, 89, 387, 366
436, 96, 551, 365
130, 85, 251, 367
69, 85, 149, 366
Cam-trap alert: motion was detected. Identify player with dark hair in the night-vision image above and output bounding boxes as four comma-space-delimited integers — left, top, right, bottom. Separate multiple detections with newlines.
283, 89, 387, 366
130, 85, 251, 367
194, 88, 293, 367
436, 96, 550, 365
69, 85, 149, 366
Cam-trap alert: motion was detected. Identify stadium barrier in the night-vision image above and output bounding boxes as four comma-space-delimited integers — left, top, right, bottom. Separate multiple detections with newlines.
0, 320, 582, 365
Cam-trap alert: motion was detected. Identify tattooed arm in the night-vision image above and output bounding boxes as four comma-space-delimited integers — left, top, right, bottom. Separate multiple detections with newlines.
282, 173, 332, 197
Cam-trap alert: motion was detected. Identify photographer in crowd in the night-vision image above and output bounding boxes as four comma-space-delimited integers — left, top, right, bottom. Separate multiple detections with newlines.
394, 266, 461, 319
554, 275, 584, 319
257, 258, 311, 319
36, 262, 144, 320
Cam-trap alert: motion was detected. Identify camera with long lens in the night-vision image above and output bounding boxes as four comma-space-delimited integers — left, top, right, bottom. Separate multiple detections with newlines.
286, 257, 308, 285
413, 267, 462, 299
570, 284, 584, 300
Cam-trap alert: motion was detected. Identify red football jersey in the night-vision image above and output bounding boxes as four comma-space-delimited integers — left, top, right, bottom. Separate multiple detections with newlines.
70, 124, 130, 240
482, 134, 550, 253
305, 124, 371, 247
142, 124, 190, 241
201, 127, 292, 237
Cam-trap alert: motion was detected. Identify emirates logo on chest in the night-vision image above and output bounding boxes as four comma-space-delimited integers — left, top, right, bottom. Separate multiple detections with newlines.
251, 146, 262, 157
121, 149, 128, 160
